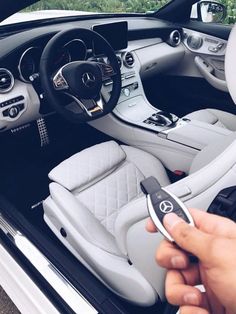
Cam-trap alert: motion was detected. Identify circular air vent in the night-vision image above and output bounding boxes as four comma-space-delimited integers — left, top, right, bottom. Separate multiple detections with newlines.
123, 52, 135, 68
168, 30, 181, 47
0, 68, 14, 93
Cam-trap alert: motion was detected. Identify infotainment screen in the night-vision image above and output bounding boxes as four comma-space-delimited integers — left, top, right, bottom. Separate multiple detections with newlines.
92, 21, 128, 55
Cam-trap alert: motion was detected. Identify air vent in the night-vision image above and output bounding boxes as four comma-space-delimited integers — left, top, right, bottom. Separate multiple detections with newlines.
168, 30, 181, 47
123, 52, 135, 68
0, 68, 14, 93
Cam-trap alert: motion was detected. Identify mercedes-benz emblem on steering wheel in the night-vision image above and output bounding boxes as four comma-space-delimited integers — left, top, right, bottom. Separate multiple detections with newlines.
82, 72, 96, 88
159, 200, 174, 214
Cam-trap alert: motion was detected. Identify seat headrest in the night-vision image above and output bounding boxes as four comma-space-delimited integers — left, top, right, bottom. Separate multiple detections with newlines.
49, 141, 126, 191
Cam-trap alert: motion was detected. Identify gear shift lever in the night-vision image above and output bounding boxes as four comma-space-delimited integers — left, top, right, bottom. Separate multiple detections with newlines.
149, 111, 179, 127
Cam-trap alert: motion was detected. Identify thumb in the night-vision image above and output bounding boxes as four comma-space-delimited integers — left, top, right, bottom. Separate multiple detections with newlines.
163, 213, 212, 262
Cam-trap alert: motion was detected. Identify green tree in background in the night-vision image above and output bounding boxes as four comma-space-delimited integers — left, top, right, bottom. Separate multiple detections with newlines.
24, 0, 236, 24
219, 0, 236, 23
24, 0, 170, 13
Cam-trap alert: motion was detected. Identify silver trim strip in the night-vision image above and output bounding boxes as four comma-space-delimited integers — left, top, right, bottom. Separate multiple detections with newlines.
0, 214, 98, 314
18, 47, 40, 83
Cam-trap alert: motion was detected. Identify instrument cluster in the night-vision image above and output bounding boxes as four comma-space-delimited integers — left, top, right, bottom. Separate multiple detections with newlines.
18, 39, 87, 82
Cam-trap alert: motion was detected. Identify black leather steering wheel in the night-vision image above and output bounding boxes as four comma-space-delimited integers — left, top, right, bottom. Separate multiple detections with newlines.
40, 28, 121, 123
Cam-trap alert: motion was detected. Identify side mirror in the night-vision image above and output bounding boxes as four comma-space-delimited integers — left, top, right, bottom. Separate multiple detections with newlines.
192, 1, 226, 23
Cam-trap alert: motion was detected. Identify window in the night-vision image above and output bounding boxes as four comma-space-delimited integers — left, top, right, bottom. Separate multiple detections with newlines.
24, 0, 172, 15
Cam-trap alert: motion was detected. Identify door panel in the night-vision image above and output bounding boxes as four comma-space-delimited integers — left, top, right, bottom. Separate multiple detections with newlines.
143, 20, 236, 118
181, 20, 231, 40
143, 75, 236, 118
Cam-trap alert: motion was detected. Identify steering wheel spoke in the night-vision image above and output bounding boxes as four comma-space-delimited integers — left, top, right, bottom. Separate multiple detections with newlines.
64, 92, 104, 117
53, 68, 69, 91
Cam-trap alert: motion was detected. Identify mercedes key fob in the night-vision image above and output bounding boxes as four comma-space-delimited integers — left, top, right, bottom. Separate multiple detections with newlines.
141, 176, 194, 242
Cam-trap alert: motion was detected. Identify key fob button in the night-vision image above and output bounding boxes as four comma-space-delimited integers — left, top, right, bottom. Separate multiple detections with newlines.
173, 207, 190, 222
150, 190, 169, 205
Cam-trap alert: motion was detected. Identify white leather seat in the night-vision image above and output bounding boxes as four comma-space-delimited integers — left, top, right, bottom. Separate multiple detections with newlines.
43, 135, 236, 305
184, 108, 236, 131
43, 140, 170, 305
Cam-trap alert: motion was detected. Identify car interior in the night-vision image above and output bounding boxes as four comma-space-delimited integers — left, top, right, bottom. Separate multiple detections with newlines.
1, 0, 236, 313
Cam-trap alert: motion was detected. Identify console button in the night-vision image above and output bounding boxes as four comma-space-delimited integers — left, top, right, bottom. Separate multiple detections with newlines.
123, 88, 130, 97
2, 109, 8, 117
18, 103, 25, 111
133, 82, 138, 90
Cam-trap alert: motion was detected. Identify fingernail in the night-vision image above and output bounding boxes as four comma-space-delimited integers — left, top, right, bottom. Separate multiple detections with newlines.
171, 256, 187, 268
183, 293, 199, 305
164, 213, 183, 230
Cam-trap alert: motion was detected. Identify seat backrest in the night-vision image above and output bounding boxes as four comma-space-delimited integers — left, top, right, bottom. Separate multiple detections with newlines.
49, 140, 126, 191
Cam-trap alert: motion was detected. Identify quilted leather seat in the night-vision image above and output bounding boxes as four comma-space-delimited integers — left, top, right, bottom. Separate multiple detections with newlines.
184, 108, 236, 131
43, 140, 170, 305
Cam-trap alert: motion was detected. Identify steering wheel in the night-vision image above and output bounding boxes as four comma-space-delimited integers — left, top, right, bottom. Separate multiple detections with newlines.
40, 28, 121, 123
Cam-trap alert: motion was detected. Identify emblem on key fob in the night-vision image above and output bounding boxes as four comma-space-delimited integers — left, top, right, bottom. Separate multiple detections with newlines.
141, 176, 194, 242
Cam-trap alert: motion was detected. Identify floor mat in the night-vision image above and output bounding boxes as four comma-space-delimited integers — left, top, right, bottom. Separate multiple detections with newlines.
0, 114, 113, 214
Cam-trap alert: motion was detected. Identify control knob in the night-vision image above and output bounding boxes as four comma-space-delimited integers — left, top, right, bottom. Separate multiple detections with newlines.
8, 106, 19, 118
123, 88, 130, 97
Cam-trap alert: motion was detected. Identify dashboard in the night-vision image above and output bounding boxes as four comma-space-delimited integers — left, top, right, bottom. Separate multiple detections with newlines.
0, 17, 183, 132
0, 15, 227, 133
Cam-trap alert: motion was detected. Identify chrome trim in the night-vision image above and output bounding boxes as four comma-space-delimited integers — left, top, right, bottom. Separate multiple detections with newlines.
0, 68, 15, 93
96, 94, 104, 111
65, 93, 104, 117
53, 66, 69, 91
18, 47, 40, 83
0, 214, 98, 314
64, 93, 93, 117
123, 51, 135, 68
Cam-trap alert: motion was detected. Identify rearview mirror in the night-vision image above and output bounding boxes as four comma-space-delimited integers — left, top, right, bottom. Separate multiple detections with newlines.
192, 1, 226, 23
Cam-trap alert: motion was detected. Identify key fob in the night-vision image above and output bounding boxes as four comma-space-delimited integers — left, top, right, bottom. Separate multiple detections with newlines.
141, 176, 194, 242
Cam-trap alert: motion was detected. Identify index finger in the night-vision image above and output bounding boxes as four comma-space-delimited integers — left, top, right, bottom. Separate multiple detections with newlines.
146, 218, 157, 233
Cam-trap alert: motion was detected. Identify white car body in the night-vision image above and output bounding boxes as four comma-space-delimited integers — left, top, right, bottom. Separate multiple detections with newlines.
0, 243, 59, 314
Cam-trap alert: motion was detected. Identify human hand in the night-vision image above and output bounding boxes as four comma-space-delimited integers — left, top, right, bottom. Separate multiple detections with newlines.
146, 208, 236, 314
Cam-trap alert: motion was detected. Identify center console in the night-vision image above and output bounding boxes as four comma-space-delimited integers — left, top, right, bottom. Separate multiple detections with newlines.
91, 49, 232, 173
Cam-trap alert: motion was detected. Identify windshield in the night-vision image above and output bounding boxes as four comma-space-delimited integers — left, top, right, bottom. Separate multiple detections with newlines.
0, 0, 172, 26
